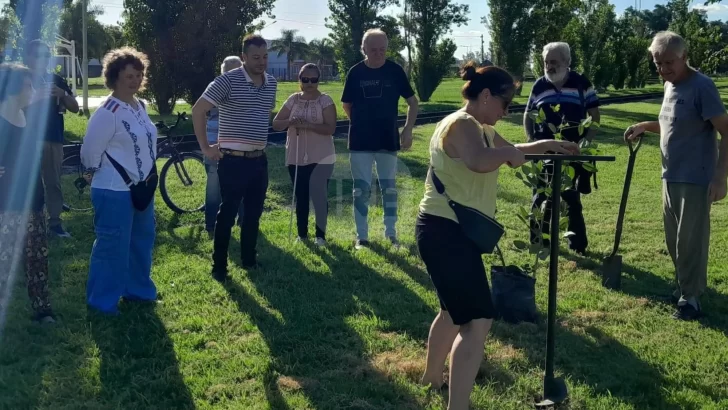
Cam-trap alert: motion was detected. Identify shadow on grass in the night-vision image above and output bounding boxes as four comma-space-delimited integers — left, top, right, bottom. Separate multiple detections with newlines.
88, 302, 196, 409
561, 249, 728, 342
0, 207, 194, 409
491, 320, 680, 409
222, 235, 433, 409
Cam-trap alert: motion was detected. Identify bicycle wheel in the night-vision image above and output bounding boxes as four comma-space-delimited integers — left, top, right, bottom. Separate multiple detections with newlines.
159, 152, 206, 214
60, 155, 93, 212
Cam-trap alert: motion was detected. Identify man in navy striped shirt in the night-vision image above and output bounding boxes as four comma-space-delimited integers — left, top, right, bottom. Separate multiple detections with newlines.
192, 34, 278, 280
523, 42, 601, 254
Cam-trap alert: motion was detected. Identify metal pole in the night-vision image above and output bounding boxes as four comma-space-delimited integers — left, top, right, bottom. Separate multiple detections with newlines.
70, 40, 77, 96
545, 159, 561, 386
82, 0, 88, 115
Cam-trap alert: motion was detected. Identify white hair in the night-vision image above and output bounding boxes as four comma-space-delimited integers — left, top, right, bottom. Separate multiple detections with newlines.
649, 31, 687, 58
542, 42, 571, 66
361, 28, 388, 55
221, 56, 243, 73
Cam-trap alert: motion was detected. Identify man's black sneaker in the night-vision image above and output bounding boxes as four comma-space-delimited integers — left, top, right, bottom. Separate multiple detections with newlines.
242, 260, 261, 270
355, 239, 370, 250
212, 269, 228, 282
673, 303, 702, 321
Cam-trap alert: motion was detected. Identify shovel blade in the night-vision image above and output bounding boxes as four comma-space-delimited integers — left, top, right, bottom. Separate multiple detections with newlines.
602, 255, 623, 290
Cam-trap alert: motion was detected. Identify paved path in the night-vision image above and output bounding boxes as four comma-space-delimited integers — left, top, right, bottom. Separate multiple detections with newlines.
76, 96, 188, 109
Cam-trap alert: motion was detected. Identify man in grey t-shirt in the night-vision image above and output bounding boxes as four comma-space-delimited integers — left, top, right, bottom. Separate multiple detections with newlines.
625, 31, 728, 320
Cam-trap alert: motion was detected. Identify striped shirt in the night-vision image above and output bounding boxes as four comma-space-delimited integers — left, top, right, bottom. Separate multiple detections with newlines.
526, 71, 599, 142
202, 66, 277, 151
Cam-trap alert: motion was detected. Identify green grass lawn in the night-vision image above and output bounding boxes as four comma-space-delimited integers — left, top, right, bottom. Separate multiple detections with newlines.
3, 91, 728, 409
63, 77, 700, 143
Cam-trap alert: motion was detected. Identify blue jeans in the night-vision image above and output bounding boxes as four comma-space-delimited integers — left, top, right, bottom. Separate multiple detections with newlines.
87, 188, 157, 314
205, 157, 243, 231
350, 151, 398, 240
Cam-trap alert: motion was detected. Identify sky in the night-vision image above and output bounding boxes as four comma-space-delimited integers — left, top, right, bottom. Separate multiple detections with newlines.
8, 0, 728, 59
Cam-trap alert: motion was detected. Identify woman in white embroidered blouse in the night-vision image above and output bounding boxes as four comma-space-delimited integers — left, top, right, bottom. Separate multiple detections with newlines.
80, 47, 158, 315
272, 64, 337, 246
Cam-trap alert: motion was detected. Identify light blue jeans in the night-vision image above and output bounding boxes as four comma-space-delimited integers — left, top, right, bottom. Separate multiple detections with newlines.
87, 188, 156, 314
205, 157, 243, 231
350, 151, 398, 240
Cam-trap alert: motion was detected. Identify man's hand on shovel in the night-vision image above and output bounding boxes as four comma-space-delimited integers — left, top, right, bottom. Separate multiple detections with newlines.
624, 124, 645, 143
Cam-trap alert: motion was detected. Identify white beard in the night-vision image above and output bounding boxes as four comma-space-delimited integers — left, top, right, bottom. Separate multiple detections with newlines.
545, 69, 568, 84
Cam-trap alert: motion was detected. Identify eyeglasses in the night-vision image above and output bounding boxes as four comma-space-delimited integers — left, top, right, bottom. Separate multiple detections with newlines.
300, 77, 319, 84
493, 95, 512, 111
32, 52, 51, 59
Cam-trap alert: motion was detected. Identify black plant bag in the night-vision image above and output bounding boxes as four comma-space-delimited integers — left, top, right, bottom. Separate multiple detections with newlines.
490, 246, 539, 324
105, 153, 158, 212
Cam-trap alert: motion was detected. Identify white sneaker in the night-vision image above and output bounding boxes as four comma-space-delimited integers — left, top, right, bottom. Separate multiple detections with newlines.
314, 237, 327, 247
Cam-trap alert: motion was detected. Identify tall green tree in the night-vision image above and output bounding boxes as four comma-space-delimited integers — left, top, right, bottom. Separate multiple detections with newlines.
58, 1, 109, 58
484, 0, 534, 92
325, 0, 397, 78
123, 0, 274, 113
529, 0, 579, 77
408, 0, 468, 101
270, 29, 308, 80
562, 0, 616, 90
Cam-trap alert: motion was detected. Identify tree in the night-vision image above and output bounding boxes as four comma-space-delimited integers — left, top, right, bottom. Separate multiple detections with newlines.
528, 0, 579, 77
308, 38, 335, 77
562, 0, 616, 90
407, 0, 467, 101
326, 0, 397, 78
58, 1, 109, 59
123, 0, 274, 114
104, 24, 126, 50
484, 0, 534, 93
270, 29, 308, 80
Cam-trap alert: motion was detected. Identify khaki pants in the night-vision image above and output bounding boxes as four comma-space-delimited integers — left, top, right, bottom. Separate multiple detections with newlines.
41, 142, 64, 228
663, 181, 711, 300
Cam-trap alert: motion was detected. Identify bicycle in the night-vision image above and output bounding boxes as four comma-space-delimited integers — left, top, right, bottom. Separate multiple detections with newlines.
60, 143, 93, 212
155, 112, 206, 214
61, 112, 206, 215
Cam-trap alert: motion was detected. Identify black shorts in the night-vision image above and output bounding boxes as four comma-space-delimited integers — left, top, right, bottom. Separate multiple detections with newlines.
415, 212, 495, 325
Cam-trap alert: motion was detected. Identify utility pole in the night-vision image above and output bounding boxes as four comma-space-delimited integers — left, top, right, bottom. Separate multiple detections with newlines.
82, 0, 88, 116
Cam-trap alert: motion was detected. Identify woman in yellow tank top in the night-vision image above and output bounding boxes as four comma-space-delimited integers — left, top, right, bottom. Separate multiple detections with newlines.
416, 62, 579, 409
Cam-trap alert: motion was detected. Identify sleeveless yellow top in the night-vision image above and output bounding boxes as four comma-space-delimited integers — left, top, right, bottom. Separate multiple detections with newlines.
419, 110, 499, 222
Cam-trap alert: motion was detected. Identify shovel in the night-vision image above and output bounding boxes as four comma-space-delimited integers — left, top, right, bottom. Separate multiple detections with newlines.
602, 137, 642, 289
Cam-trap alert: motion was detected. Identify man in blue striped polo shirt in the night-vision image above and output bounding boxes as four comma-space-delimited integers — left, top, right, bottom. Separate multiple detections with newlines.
523, 41, 601, 254
203, 56, 245, 237
192, 34, 278, 280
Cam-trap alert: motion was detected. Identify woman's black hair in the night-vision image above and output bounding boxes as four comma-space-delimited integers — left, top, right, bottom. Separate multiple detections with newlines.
460, 61, 516, 101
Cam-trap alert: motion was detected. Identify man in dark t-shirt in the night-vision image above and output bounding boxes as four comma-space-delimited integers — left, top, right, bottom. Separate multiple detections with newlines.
342, 28, 419, 250
25, 40, 79, 238
523, 41, 601, 254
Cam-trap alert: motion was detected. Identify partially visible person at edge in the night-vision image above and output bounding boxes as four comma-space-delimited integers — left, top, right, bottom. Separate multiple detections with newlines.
0, 63, 56, 325
624, 31, 728, 321
24, 39, 79, 239
80, 48, 158, 315
523, 41, 601, 254
204, 55, 245, 238
273, 63, 337, 246
192, 34, 278, 282
341, 28, 419, 250
417, 62, 579, 410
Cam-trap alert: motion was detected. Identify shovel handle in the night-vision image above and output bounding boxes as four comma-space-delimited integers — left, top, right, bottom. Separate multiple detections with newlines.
611, 142, 640, 256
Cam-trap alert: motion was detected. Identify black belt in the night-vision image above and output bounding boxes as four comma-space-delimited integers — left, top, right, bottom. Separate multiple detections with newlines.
221, 148, 265, 158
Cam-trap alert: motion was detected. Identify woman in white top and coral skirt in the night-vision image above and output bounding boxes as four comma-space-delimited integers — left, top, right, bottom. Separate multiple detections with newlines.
273, 64, 337, 246
80, 48, 158, 315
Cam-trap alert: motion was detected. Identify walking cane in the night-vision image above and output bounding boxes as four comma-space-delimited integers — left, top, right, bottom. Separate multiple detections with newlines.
288, 128, 300, 242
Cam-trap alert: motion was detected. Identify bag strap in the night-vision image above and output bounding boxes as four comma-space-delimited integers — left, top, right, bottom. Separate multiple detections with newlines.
430, 123, 492, 200
105, 152, 133, 187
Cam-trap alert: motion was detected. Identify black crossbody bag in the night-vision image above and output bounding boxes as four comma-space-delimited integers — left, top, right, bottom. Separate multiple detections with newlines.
428, 129, 504, 254
105, 153, 158, 212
